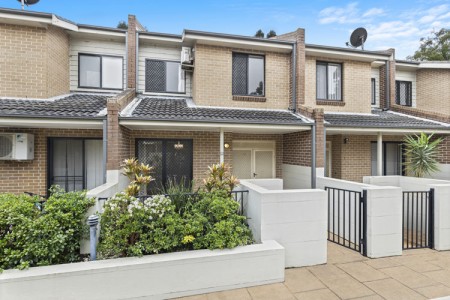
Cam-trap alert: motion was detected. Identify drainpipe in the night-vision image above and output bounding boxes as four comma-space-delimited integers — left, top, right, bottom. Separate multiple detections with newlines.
324, 126, 327, 177
135, 32, 139, 92
377, 132, 383, 176
125, 34, 128, 89
291, 42, 297, 113
219, 128, 224, 163
102, 119, 108, 184
385, 60, 390, 110
311, 123, 316, 188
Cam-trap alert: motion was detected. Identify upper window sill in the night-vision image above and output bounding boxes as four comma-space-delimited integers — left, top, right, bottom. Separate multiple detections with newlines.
233, 95, 266, 102
316, 100, 345, 106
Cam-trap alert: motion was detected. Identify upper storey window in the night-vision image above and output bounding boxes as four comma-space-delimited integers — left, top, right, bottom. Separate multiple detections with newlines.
79, 54, 123, 89
395, 81, 412, 106
232, 53, 265, 96
316, 62, 342, 101
371, 78, 376, 105
145, 60, 185, 93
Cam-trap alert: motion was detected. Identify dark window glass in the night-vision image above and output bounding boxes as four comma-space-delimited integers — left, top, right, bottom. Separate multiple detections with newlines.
371, 78, 376, 105
136, 139, 193, 194
395, 81, 412, 106
232, 53, 264, 96
316, 62, 342, 101
145, 60, 185, 93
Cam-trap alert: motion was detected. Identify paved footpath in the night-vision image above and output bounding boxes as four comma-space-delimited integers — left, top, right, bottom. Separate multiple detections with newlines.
178, 242, 450, 300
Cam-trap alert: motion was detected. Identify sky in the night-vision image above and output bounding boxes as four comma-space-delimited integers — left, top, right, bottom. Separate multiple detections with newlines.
2, 0, 450, 59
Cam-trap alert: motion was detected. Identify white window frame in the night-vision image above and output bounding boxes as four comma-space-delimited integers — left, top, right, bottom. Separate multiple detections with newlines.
78, 53, 124, 90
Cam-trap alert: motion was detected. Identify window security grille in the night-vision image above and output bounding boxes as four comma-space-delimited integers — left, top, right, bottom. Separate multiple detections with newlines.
232, 53, 264, 96
395, 81, 412, 106
145, 60, 167, 92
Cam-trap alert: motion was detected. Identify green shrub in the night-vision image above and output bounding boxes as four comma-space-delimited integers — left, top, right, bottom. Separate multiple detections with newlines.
0, 188, 94, 271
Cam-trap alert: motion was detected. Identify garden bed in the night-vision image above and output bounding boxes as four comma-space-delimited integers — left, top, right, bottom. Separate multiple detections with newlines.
0, 240, 284, 300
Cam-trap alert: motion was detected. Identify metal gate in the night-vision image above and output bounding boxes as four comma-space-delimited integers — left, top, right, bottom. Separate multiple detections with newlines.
402, 189, 434, 250
326, 187, 367, 256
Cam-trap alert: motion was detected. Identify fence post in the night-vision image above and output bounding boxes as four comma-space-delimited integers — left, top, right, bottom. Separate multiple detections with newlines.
87, 215, 99, 261
361, 190, 368, 257
429, 188, 435, 249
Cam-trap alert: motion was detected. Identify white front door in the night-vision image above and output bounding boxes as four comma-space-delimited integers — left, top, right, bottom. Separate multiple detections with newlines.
232, 141, 275, 179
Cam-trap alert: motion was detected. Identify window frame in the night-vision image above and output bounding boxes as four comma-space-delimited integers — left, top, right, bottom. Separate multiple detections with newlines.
316, 61, 343, 101
371, 78, 376, 105
395, 80, 413, 107
144, 59, 186, 94
232, 52, 266, 97
370, 141, 406, 176
78, 53, 124, 90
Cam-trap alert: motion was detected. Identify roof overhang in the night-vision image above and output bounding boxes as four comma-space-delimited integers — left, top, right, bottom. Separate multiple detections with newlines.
326, 127, 450, 135
306, 44, 390, 62
120, 120, 310, 134
182, 30, 294, 53
139, 32, 182, 44
0, 117, 104, 129
418, 62, 450, 69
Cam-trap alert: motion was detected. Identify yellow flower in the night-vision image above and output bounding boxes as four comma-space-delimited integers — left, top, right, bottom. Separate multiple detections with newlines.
182, 235, 195, 244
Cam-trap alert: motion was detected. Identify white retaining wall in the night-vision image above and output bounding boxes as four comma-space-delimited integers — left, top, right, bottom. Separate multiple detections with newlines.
318, 177, 402, 258
282, 164, 324, 189
364, 176, 450, 251
239, 179, 327, 267
0, 241, 284, 300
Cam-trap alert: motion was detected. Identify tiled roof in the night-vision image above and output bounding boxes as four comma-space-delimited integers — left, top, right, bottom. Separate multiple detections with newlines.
325, 109, 450, 129
0, 94, 109, 119
122, 97, 310, 126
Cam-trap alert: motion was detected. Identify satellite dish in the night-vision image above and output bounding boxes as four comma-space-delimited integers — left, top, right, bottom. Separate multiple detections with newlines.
346, 27, 368, 50
17, 0, 40, 10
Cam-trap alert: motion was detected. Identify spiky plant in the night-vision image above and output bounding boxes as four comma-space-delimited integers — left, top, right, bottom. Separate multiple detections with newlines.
121, 158, 154, 196
403, 133, 443, 177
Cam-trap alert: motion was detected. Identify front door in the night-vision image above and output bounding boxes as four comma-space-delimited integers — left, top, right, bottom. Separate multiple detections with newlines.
232, 141, 275, 179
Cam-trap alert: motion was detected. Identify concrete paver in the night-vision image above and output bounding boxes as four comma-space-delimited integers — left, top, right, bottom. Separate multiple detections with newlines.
178, 242, 450, 300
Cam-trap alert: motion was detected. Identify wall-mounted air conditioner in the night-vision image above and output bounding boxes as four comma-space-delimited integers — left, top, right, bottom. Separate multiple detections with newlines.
181, 47, 194, 71
0, 133, 34, 160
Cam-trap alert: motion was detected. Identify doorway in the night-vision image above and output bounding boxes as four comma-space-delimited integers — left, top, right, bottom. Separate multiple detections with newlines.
232, 141, 275, 179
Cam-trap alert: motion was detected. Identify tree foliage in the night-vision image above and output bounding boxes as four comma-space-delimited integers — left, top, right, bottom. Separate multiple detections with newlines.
407, 28, 450, 61
254, 29, 277, 39
254, 29, 264, 38
403, 133, 443, 177
117, 21, 128, 29
266, 30, 277, 38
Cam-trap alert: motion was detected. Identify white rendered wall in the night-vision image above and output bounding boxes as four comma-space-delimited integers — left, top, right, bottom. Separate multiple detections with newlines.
282, 165, 324, 189
0, 241, 284, 300
240, 179, 327, 267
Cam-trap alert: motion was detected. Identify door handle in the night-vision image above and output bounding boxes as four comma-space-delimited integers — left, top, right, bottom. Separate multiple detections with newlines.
253, 173, 258, 178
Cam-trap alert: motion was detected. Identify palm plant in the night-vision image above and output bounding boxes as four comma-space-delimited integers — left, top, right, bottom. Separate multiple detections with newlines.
403, 133, 443, 177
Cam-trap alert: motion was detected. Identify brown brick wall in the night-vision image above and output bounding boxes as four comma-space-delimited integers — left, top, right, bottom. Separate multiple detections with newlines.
0, 128, 102, 195
127, 15, 137, 89
283, 131, 311, 166
192, 44, 291, 109
416, 69, 450, 116
305, 56, 372, 113
0, 23, 69, 99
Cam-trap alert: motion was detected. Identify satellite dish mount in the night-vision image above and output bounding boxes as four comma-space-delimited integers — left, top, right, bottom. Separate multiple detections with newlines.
346, 27, 368, 50
18, 0, 40, 10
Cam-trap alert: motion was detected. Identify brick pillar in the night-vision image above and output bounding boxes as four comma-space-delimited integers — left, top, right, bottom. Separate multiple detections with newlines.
313, 108, 325, 169
107, 101, 120, 170
379, 48, 395, 109
127, 15, 137, 89
295, 28, 306, 108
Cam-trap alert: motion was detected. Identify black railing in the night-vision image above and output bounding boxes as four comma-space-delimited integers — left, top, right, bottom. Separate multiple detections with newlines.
403, 189, 434, 250
98, 190, 249, 215
326, 186, 367, 256
24, 191, 47, 212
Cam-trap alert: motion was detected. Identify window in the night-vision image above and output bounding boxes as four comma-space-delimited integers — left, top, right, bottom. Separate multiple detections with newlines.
48, 138, 104, 193
395, 81, 412, 106
78, 54, 123, 89
145, 60, 185, 93
371, 78, 376, 105
136, 139, 193, 194
232, 53, 265, 96
370, 142, 405, 176
316, 62, 342, 101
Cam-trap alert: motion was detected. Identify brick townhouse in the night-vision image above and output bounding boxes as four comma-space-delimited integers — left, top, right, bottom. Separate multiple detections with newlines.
0, 7, 449, 196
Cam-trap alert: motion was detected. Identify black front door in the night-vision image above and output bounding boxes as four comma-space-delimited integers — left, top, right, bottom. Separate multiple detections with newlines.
136, 139, 193, 194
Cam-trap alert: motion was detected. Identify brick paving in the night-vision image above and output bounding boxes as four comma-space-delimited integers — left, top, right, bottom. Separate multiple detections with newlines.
178, 242, 450, 300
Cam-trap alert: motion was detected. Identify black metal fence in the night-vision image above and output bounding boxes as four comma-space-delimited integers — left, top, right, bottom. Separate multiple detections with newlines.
326, 186, 367, 256
98, 190, 249, 216
402, 189, 434, 250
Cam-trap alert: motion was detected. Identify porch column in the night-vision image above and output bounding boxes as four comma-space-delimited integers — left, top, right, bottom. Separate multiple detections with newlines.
219, 128, 224, 163
377, 132, 383, 176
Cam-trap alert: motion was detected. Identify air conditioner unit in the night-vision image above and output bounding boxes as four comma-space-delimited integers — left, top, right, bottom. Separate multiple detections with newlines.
181, 47, 193, 64
0, 133, 34, 160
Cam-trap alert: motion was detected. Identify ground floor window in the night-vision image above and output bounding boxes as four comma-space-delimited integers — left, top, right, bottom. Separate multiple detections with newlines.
371, 142, 405, 176
232, 141, 275, 179
48, 138, 103, 193
136, 139, 193, 194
